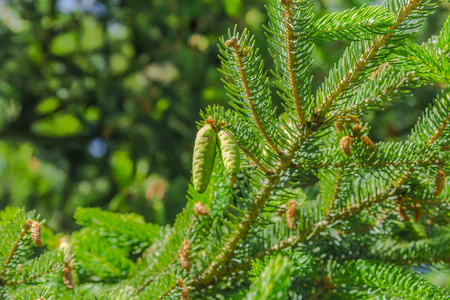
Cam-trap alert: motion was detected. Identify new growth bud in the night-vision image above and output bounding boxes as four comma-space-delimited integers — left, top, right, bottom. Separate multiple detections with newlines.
433, 170, 445, 197
286, 200, 297, 230
194, 202, 209, 216
339, 136, 353, 157
26, 219, 44, 247
180, 239, 190, 272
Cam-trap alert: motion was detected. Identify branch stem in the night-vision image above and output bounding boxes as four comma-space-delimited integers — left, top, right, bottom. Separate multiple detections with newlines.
0, 225, 29, 280
233, 47, 282, 155
282, 1, 305, 124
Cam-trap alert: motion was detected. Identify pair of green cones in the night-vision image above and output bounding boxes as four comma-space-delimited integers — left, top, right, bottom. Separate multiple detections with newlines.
192, 118, 240, 193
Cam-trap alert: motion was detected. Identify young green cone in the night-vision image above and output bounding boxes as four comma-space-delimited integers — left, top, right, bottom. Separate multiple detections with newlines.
192, 123, 216, 193
218, 128, 240, 176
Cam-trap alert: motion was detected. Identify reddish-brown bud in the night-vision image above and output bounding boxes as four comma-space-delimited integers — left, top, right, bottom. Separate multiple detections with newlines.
194, 202, 209, 216
63, 260, 74, 289
339, 136, 353, 157
433, 170, 445, 197
286, 200, 297, 230
180, 239, 190, 272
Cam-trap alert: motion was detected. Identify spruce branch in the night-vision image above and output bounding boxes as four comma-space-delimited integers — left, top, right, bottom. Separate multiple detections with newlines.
330, 260, 449, 299
197, 142, 302, 286
310, 5, 396, 41
0, 224, 29, 280
279, 0, 307, 124
340, 68, 415, 117
370, 228, 450, 265
394, 39, 450, 84
336, 209, 390, 236
0, 209, 38, 282
317, 0, 429, 118
6, 250, 66, 286
296, 144, 445, 171
74, 207, 161, 254
228, 112, 274, 174
409, 91, 450, 146
200, 104, 450, 287
265, 0, 313, 126
427, 114, 450, 147
220, 33, 282, 155
244, 255, 293, 299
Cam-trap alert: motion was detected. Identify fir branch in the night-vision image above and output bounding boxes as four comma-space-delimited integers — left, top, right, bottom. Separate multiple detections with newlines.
371, 229, 450, 265
330, 260, 449, 299
0, 209, 38, 282
310, 5, 396, 41
6, 250, 66, 286
265, 0, 314, 126
12, 285, 52, 300
340, 68, 415, 117
336, 209, 389, 235
295, 141, 445, 172
197, 145, 300, 286
244, 255, 293, 300
409, 91, 450, 146
317, 0, 430, 118
394, 39, 450, 84
74, 207, 161, 254
220, 33, 282, 154
246, 119, 447, 270
279, 0, 307, 124
0, 225, 29, 280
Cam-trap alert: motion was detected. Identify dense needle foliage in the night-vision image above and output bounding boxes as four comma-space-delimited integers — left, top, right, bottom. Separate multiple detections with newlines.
0, 0, 450, 299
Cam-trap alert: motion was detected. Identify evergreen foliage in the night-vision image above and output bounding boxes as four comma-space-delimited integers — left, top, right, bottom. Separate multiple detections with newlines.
0, 0, 449, 298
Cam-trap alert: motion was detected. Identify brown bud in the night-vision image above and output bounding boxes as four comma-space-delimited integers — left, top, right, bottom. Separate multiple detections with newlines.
339, 136, 353, 157
178, 279, 190, 300
397, 206, 410, 222
26, 220, 44, 247
180, 239, 190, 272
181, 286, 190, 300
225, 37, 238, 49
286, 200, 297, 230
194, 202, 209, 216
433, 170, 445, 197
362, 136, 375, 154
413, 205, 423, 223
63, 260, 74, 289
335, 122, 344, 133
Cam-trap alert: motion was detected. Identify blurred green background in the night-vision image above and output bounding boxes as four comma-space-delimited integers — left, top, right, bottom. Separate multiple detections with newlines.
0, 0, 448, 229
